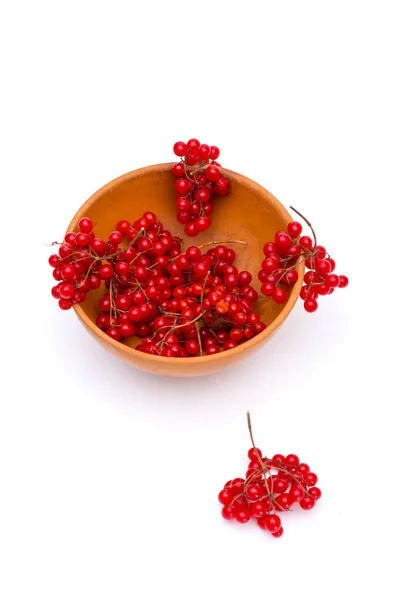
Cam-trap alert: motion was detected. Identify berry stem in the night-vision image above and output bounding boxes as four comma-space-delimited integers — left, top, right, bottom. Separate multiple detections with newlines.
195, 321, 203, 356
169, 240, 247, 264
246, 412, 274, 500
198, 240, 248, 249
289, 206, 317, 247
102, 227, 146, 260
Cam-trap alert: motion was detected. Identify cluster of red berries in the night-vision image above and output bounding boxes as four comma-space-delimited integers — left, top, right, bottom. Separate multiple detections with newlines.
258, 211, 349, 312
172, 139, 230, 238
218, 414, 321, 538
49, 213, 266, 356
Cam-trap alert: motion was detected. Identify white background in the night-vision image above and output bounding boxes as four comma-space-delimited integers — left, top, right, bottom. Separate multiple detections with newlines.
1, 1, 399, 598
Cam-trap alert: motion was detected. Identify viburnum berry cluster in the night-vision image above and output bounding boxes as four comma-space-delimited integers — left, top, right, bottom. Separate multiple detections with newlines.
172, 139, 229, 237
218, 413, 321, 538
48, 213, 266, 356
258, 207, 348, 312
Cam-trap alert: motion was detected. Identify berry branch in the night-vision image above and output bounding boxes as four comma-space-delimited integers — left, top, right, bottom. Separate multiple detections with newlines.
172, 139, 230, 237
258, 210, 348, 312
49, 213, 266, 356
218, 413, 322, 537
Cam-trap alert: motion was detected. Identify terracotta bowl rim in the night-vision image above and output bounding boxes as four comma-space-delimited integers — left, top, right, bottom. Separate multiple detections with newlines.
68, 163, 304, 365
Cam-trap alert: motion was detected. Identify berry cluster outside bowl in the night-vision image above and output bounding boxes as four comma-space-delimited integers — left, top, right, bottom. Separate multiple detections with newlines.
68, 163, 304, 377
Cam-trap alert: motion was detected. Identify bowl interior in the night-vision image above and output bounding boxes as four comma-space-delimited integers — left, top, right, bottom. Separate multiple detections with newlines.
69, 164, 295, 352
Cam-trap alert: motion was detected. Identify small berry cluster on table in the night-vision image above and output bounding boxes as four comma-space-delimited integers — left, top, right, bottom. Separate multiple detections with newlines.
48, 139, 349, 356
218, 413, 321, 537
172, 139, 229, 237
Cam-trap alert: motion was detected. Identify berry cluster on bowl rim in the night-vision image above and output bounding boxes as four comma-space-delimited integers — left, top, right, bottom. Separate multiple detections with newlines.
172, 138, 229, 238
258, 207, 348, 312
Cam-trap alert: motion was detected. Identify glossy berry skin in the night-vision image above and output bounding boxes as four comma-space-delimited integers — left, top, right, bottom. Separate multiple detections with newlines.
304, 298, 318, 312
205, 165, 221, 182
246, 485, 264, 501
285, 454, 300, 467
175, 178, 191, 196
272, 527, 284, 538
264, 514, 281, 533
173, 141, 187, 156
287, 221, 302, 237
218, 489, 234, 505
272, 287, 287, 304
305, 472, 318, 486
235, 508, 251, 524
300, 496, 316, 510
78, 217, 93, 233
248, 447, 262, 461
308, 487, 322, 500
221, 505, 235, 520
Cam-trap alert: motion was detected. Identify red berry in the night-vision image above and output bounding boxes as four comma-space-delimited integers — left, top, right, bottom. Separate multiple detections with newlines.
58, 298, 73, 310
205, 164, 221, 182
173, 141, 187, 157
274, 231, 292, 252
195, 216, 211, 232
78, 217, 93, 233
272, 287, 287, 304
326, 273, 340, 288
59, 283, 75, 299
75, 232, 90, 247
109, 231, 123, 245
299, 235, 313, 250
304, 298, 318, 312
218, 489, 234, 505
117, 219, 130, 234
246, 484, 264, 501
315, 245, 326, 259
199, 144, 210, 160
251, 501, 269, 519
315, 259, 331, 276
274, 493, 292, 510
338, 275, 349, 288
119, 322, 135, 338
290, 486, 305, 502
98, 264, 114, 279
175, 178, 191, 196
60, 264, 75, 280
184, 222, 199, 237
298, 463, 310, 475
172, 162, 185, 177
308, 487, 322, 500
248, 448, 262, 461
106, 327, 121, 341
48, 254, 59, 268
272, 527, 284, 538
300, 496, 316, 510
305, 472, 318, 486
209, 146, 220, 160
221, 505, 235, 520
235, 507, 251, 524
285, 454, 300, 467
287, 221, 302, 237
264, 514, 281, 533
187, 138, 200, 151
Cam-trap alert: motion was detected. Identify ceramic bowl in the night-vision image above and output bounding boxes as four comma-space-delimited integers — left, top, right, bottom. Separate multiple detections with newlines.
68, 163, 304, 376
